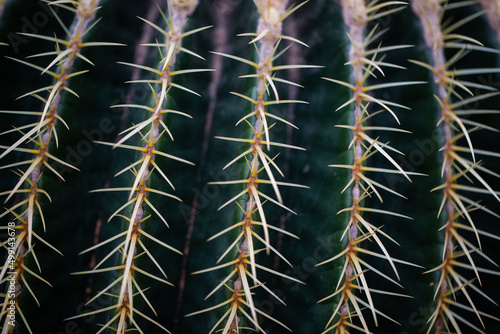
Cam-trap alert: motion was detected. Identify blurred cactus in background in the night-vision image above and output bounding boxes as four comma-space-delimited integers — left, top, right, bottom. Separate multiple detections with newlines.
0, 0, 500, 333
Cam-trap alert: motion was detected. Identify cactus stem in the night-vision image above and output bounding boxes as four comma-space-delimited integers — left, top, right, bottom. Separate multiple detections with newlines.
412, 0, 500, 332
0, 1, 116, 331
319, 0, 419, 332
189, 1, 310, 332
76, 0, 208, 331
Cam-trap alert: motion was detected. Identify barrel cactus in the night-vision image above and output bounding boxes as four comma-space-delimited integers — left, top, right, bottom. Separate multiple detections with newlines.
0, 0, 499, 333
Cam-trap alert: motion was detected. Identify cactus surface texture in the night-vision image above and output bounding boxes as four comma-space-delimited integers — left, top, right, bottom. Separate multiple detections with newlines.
1, 0, 500, 333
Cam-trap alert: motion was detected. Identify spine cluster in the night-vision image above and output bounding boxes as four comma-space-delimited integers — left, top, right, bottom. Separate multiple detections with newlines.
412, 0, 500, 332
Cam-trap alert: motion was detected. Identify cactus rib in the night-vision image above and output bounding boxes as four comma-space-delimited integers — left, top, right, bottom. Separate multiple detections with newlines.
187, 1, 311, 333
319, 1, 422, 333
412, 0, 500, 332
0, 1, 117, 332
67, 1, 211, 332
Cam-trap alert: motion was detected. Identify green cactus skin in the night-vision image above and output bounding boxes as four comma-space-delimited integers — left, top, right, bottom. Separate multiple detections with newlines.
0, 1, 499, 333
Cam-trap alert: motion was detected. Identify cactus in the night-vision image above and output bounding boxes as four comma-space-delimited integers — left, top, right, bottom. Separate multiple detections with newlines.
0, 0, 499, 333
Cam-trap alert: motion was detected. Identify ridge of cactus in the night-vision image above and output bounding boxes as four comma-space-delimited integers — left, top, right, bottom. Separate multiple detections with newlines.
318, 1, 427, 333
185, 1, 314, 332
0, 1, 121, 332
65, 1, 211, 333
411, 0, 500, 332
477, 0, 500, 42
